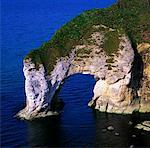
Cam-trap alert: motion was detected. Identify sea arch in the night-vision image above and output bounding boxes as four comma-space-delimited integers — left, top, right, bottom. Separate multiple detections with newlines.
17, 30, 135, 120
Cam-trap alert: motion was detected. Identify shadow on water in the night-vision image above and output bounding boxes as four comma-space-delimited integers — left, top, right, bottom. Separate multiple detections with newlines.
93, 111, 150, 147
27, 112, 150, 147
26, 74, 150, 147
27, 116, 61, 147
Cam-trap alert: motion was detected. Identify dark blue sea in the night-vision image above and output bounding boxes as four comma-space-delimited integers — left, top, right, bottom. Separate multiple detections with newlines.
1, 0, 150, 147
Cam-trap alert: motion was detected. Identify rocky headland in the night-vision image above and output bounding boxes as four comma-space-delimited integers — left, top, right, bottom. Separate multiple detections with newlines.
17, 0, 150, 120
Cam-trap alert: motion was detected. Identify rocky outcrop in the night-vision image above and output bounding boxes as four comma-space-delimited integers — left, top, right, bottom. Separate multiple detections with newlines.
88, 43, 150, 114
135, 121, 150, 131
87, 30, 135, 113
17, 49, 76, 119
137, 43, 150, 112
17, 25, 150, 120
17, 59, 56, 119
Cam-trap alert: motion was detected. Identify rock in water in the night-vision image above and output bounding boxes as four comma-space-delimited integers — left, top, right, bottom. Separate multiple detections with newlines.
135, 121, 150, 131
107, 126, 115, 131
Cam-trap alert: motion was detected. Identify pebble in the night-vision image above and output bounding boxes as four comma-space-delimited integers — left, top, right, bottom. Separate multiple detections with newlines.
107, 126, 114, 131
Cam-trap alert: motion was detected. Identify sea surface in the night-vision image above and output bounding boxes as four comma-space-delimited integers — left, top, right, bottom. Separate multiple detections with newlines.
1, 0, 150, 147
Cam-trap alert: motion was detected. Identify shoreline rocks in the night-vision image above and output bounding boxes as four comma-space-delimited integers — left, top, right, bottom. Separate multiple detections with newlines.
135, 121, 150, 131
107, 126, 115, 131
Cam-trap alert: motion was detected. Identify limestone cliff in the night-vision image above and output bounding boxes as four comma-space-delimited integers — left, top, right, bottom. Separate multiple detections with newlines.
137, 43, 150, 112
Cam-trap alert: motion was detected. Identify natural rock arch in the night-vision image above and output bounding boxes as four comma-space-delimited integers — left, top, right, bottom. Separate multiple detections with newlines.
17, 26, 139, 120
17, 0, 150, 120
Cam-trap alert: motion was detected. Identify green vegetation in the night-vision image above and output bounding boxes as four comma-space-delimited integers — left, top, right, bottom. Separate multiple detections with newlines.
103, 30, 120, 56
76, 48, 92, 57
25, 0, 150, 74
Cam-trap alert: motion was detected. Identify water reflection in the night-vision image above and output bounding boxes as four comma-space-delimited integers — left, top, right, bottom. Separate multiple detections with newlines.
27, 112, 150, 147
27, 116, 61, 147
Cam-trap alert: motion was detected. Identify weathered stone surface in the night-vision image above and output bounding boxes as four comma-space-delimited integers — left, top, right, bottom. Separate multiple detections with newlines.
138, 45, 150, 102
89, 43, 150, 114
17, 59, 52, 119
87, 33, 135, 113
17, 49, 76, 119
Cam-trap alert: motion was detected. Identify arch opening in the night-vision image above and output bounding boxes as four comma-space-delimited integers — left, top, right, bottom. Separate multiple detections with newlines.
50, 73, 96, 113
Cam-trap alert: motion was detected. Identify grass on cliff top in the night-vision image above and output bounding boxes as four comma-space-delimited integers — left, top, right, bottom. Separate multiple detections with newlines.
103, 30, 120, 56
25, 0, 150, 74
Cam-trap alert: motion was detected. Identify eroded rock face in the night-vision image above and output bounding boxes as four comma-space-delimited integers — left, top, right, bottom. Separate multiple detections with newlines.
17, 50, 76, 119
17, 59, 53, 119
68, 27, 135, 114
138, 44, 150, 112
17, 26, 149, 120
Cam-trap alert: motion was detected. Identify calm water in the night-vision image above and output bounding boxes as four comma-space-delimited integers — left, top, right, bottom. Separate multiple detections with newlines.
1, 0, 150, 147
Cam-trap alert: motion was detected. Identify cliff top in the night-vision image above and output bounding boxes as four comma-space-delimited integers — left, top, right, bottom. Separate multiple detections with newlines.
25, 0, 150, 74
